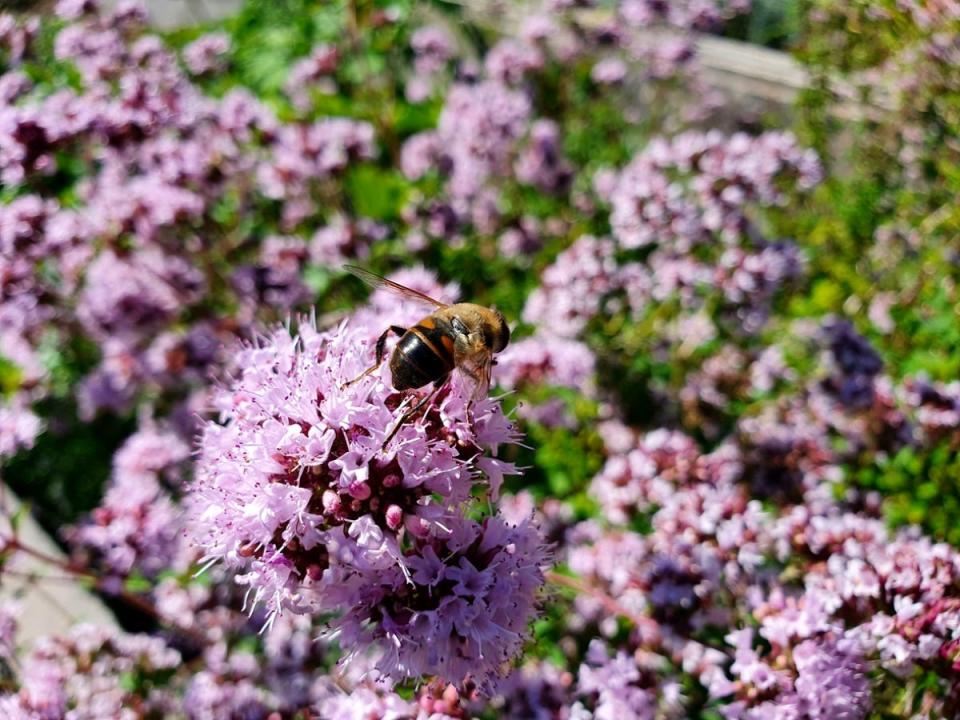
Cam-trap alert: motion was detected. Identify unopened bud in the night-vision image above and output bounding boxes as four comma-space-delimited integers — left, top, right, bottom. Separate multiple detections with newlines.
385, 504, 403, 530
306, 564, 324, 581
442, 683, 460, 705
383, 473, 401, 488
348, 481, 371, 500
322, 489, 341, 514
406, 515, 431, 538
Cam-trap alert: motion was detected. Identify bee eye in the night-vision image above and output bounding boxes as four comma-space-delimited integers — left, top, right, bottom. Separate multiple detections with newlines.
452, 317, 469, 336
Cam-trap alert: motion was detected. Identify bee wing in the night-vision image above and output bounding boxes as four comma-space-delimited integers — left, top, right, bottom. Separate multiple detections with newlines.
344, 265, 449, 309
456, 345, 492, 406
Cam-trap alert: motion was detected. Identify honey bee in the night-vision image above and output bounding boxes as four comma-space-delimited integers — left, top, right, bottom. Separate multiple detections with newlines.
344, 265, 510, 444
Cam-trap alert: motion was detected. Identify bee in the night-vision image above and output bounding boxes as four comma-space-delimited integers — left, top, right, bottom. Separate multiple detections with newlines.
343, 265, 510, 445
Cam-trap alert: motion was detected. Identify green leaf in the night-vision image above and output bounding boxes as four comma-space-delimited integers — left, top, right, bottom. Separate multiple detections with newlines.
124, 572, 152, 594
0, 356, 23, 397
344, 165, 410, 221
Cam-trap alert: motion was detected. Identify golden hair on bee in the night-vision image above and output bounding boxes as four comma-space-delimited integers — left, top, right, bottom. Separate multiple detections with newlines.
343, 265, 511, 446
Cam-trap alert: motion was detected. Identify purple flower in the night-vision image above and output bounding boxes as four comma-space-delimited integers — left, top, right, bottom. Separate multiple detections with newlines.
514, 119, 573, 194
186, 309, 532, 658
55, 0, 99, 20
324, 514, 549, 688
0, 71, 33, 105
67, 424, 191, 578
485, 39, 544, 86
496, 216, 543, 260
14, 624, 180, 719
411, 26, 456, 75
318, 685, 420, 720
0, 396, 43, 459
609, 131, 822, 251
232, 235, 311, 311
590, 429, 700, 524
183, 32, 231, 76
717, 242, 805, 333
576, 641, 657, 720
591, 57, 629, 84
792, 637, 871, 720
496, 333, 595, 394
257, 118, 375, 201
285, 45, 339, 109
0, 14, 38, 66
77, 249, 204, 343
400, 131, 450, 181
437, 81, 531, 199
523, 235, 621, 337
618, 0, 750, 32
820, 319, 883, 408
310, 216, 387, 267
0, 195, 56, 259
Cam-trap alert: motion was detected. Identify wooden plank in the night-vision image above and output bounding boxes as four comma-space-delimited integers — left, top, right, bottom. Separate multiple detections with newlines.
454, 2, 889, 120
102, 0, 242, 29
0, 484, 118, 646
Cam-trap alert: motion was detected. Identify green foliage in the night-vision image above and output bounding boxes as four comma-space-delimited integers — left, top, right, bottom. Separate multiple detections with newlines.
792, 1, 960, 544
2, 405, 134, 527
344, 165, 410, 221
500, 388, 604, 509
225, 0, 328, 96
0, 356, 22, 398
852, 444, 960, 546
723, 0, 803, 49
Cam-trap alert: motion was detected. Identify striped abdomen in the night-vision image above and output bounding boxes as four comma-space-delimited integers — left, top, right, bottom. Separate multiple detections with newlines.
389, 316, 455, 390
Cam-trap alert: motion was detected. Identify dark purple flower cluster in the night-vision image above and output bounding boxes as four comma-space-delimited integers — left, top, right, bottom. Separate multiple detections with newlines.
821, 319, 884, 408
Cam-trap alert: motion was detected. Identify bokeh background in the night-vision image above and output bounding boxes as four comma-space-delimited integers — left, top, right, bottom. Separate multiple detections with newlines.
2, 0, 960, 718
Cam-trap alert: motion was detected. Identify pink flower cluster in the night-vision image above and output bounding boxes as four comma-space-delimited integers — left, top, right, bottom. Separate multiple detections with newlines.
9, 623, 181, 719
186, 290, 547, 686
395, 0, 744, 258
537, 423, 960, 718
618, 0, 752, 32
0, 596, 349, 717
525, 132, 821, 348
609, 131, 821, 250
66, 424, 190, 579
523, 235, 623, 338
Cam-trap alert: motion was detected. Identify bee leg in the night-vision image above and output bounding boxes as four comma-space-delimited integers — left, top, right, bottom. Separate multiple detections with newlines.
382, 376, 447, 449
345, 325, 407, 387
459, 366, 481, 422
